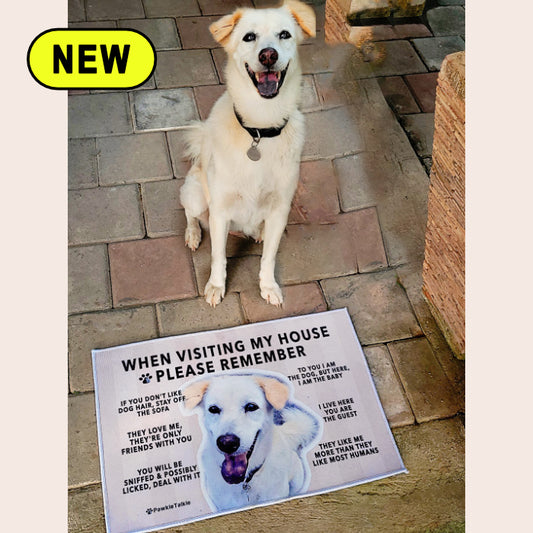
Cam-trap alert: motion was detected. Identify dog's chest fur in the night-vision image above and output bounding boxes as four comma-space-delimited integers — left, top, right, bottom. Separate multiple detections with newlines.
204, 93, 304, 235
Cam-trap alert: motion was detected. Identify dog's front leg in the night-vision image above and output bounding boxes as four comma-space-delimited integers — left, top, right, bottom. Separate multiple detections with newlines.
204, 213, 229, 307
259, 212, 288, 306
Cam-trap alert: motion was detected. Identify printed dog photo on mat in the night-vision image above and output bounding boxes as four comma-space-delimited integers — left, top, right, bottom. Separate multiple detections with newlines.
180, 371, 322, 512
180, 0, 316, 308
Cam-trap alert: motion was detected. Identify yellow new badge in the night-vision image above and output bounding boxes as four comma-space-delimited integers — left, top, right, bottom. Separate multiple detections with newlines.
27, 29, 156, 90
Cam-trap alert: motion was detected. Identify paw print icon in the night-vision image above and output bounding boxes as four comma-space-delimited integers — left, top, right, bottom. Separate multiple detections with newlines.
139, 373, 152, 384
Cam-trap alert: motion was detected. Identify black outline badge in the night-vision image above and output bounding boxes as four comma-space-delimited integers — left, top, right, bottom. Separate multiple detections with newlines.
27, 28, 157, 90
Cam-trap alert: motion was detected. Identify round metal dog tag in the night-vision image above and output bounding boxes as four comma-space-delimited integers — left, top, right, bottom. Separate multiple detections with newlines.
247, 145, 261, 161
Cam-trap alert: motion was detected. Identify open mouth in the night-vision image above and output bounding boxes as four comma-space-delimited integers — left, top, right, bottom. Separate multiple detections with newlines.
220, 430, 260, 484
245, 63, 289, 99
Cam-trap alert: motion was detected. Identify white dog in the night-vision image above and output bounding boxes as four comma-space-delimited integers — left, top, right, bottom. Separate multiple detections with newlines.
180, 1, 316, 307
182, 373, 321, 511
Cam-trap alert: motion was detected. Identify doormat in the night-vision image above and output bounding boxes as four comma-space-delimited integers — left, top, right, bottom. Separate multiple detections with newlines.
92, 308, 406, 533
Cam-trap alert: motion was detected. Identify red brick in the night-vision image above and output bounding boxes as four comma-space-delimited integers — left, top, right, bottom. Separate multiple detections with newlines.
109, 237, 197, 306
289, 160, 339, 224
240, 282, 327, 323
404, 72, 439, 112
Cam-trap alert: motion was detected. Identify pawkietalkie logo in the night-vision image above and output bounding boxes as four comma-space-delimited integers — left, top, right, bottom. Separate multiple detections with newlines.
139, 373, 153, 384
146, 501, 191, 515
27, 28, 156, 90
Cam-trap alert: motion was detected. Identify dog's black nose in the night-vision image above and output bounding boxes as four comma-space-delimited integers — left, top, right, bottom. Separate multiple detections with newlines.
217, 434, 240, 454
258, 47, 278, 68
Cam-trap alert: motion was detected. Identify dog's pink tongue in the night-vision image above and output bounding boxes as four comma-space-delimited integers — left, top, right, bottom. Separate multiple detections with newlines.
256, 71, 279, 97
221, 453, 248, 484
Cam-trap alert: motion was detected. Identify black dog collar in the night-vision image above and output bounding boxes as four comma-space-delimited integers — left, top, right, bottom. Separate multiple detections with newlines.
234, 108, 289, 161
234, 108, 289, 139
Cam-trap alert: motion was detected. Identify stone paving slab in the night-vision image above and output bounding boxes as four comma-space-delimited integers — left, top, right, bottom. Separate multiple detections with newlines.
69, 93, 133, 138
313, 72, 349, 109
344, 208, 388, 273
363, 344, 415, 428
276, 220, 357, 285
89, 75, 157, 94
69, 392, 100, 487
109, 236, 197, 306
68, 0, 85, 24
210, 47, 227, 83
157, 293, 244, 336
68, 139, 98, 190
404, 72, 439, 113
299, 42, 354, 75
131, 88, 199, 131
192, 244, 262, 296
197, 0, 254, 16
302, 106, 365, 160
300, 75, 321, 112
143, 0, 201, 18
167, 129, 193, 177
177, 16, 221, 49
68, 307, 158, 393
154, 49, 218, 88
86, 0, 144, 21
68, 417, 464, 532
343, 40, 427, 79
142, 179, 187, 237
118, 18, 182, 50
289, 160, 339, 224
321, 270, 423, 345
412, 36, 465, 71
97, 132, 173, 185
240, 282, 327, 323
426, 6, 465, 37
377, 76, 420, 115
68, 185, 145, 245
392, 23, 432, 39
396, 264, 465, 403
69, 245, 112, 315
333, 152, 429, 266
193, 84, 226, 119
400, 113, 435, 158
69, 20, 117, 28
351, 78, 418, 162
388, 337, 460, 422
332, 149, 396, 208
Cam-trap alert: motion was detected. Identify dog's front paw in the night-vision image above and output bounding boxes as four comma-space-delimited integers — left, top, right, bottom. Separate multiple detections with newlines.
260, 283, 283, 307
204, 282, 225, 307
185, 226, 202, 251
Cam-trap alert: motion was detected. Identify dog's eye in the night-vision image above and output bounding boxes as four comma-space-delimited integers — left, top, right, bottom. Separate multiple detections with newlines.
244, 403, 259, 413
279, 30, 292, 40
243, 32, 256, 42
208, 405, 221, 414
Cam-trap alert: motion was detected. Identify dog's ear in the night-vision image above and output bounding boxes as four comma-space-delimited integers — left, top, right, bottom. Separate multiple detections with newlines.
182, 380, 210, 410
285, 0, 316, 39
209, 10, 243, 46
255, 377, 289, 410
